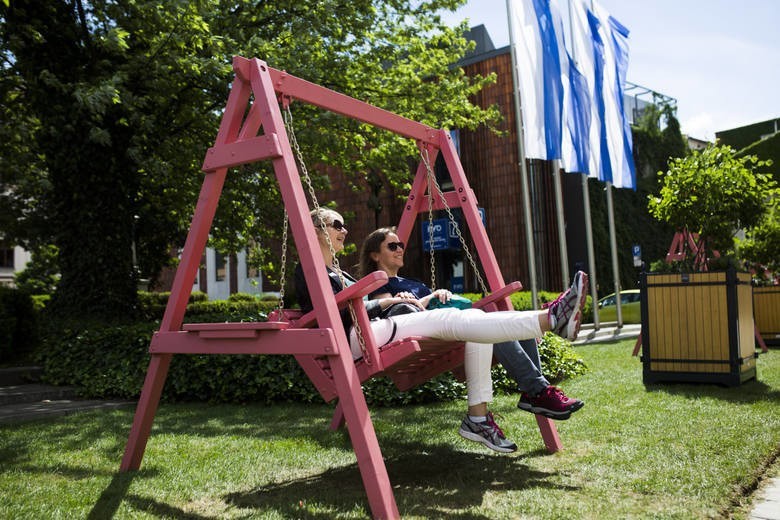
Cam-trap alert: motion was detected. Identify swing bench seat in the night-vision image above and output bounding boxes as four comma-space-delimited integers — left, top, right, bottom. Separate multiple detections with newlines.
263, 274, 524, 400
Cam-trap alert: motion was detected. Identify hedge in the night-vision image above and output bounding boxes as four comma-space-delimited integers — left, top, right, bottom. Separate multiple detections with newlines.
37, 291, 588, 406
0, 287, 39, 366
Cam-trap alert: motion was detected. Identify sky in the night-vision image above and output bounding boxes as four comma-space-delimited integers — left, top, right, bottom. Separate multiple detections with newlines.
440, 0, 780, 141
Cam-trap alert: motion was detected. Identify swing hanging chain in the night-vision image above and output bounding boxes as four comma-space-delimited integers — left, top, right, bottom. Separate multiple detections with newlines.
283, 105, 371, 364
426, 156, 437, 291
419, 147, 489, 296
276, 209, 289, 320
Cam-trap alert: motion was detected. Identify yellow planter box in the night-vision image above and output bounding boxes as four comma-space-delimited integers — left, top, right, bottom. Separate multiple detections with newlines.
640, 269, 757, 386
753, 286, 780, 344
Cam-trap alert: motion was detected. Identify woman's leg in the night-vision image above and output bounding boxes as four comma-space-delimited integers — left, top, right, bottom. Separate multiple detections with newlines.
391, 308, 546, 344
493, 340, 549, 396
464, 342, 493, 408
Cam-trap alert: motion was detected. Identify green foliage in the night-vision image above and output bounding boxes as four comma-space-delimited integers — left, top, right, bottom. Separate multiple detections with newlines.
0, 287, 39, 365
536, 332, 589, 382
12, 244, 59, 295
37, 290, 587, 405
648, 145, 778, 262
580, 106, 685, 296
491, 332, 589, 393
738, 200, 780, 276
1, 0, 495, 322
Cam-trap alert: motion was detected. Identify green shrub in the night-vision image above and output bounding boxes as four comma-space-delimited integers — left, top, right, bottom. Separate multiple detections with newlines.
38, 290, 587, 405
0, 287, 40, 365
227, 292, 257, 302
37, 318, 471, 405
491, 332, 588, 393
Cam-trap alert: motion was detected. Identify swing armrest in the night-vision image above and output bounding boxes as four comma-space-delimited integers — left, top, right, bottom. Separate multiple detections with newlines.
293, 271, 389, 329
472, 281, 524, 312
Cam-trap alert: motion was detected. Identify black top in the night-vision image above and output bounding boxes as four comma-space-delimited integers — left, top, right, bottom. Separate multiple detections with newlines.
294, 263, 384, 336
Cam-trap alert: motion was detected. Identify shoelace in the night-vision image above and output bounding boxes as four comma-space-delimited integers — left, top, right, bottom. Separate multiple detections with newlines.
485, 412, 506, 438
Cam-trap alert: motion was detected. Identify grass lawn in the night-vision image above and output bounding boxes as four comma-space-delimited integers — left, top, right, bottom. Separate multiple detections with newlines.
1, 339, 778, 519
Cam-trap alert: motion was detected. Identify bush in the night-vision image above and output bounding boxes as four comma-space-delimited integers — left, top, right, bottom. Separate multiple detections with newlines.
0, 286, 40, 365
491, 332, 589, 393
38, 290, 588, 405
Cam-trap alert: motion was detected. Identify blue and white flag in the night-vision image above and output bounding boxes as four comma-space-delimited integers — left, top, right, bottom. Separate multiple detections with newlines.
568, 0, 636, 188
508, 0, 568, 161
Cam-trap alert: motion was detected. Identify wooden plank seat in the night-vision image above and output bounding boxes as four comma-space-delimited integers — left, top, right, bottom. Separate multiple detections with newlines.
264, 275, 525, 429
267, 277, 524, 393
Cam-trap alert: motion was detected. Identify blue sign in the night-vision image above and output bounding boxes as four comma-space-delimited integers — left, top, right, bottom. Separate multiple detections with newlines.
421, 218, 450, 251
422, 209, 487, 251
632, 244, 642, 267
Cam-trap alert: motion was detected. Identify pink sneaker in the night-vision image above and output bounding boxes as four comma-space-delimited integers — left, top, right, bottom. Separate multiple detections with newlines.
548, 271, 589, 340
517, 386, 584, 420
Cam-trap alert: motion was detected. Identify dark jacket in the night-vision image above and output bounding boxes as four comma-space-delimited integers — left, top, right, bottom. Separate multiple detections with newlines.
294, 263, 383, 336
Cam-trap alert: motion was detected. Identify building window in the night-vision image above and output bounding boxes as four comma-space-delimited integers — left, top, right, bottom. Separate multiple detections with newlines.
215, 251, 226, 281
0, 247, 13, 269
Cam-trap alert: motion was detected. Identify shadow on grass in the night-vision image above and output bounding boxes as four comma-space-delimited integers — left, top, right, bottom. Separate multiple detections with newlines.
87, 468, 217, 519
225, 442, 571, 518
644, 377, 780, 404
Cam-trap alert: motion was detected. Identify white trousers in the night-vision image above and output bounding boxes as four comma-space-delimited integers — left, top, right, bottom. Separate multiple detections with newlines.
350, 308, 544, 406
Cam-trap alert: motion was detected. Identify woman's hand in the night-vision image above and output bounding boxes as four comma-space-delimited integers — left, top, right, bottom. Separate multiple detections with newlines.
419, 289, 452, 309
433, 289, 452, 303
386, 293, 426, 310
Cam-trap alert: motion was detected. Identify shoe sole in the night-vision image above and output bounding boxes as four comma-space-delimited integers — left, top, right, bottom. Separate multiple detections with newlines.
566, 273, 589, 341
458, 429, 517, 453
518, 401, 585, 421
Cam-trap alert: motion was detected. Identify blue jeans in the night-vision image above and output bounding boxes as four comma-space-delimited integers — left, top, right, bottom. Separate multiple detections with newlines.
493, 339, 549, 396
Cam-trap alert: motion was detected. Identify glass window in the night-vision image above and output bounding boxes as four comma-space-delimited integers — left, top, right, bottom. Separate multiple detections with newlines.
0, 247, 13, 269
215, 251, 226, 281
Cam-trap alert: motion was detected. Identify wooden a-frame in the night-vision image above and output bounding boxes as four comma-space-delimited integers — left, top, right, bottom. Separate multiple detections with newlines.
119, 57, 561, 519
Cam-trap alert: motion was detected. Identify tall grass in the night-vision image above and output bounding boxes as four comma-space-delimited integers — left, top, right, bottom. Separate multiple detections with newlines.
1, 340, 778, 519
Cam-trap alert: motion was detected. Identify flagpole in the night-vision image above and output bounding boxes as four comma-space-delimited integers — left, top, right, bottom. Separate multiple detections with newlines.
507, 0, 540, 309
552, 160, 570, 288
605, 180, 623, 326
581, 173, 600, 330
568, 0, 600, 329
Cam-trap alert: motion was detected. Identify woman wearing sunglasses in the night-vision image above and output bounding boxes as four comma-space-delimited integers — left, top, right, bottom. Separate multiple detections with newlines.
295, 208, 588, 454
359, 226, 584, 423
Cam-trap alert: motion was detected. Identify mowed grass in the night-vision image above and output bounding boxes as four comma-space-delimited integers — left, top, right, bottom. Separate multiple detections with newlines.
0, 340, 778, 519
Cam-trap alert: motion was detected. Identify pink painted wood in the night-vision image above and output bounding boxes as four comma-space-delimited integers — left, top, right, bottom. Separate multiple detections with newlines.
119, 57, 562, 519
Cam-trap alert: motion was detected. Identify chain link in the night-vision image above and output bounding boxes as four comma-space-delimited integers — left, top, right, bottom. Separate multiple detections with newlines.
283, 105, 370, 364
275, 209, 289, 320
419, 147, 489, 295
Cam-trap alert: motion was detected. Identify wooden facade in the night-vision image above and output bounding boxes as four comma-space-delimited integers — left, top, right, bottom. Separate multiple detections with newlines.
323, 48, 570, 294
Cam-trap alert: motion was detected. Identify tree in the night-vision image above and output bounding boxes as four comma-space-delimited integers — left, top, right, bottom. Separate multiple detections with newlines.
1, 0, 495, 320
738, 200, 780, 277
648, 145, 777, 267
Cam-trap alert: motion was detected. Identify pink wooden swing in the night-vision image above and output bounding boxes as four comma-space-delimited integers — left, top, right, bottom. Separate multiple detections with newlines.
119, 57, 561, 519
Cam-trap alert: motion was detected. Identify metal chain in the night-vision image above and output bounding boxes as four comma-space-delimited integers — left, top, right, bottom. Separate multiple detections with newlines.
419, 147, 489, 295
275, 209, 289, 320
426, 155, 437, 290
283, 105, 370, 363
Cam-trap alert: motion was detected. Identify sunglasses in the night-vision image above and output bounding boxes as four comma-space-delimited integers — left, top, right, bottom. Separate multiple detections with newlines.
327, 220, 346, 231
386, 241, 405, 251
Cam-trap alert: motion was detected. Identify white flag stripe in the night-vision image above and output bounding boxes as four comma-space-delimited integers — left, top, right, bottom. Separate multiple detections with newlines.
508, 0, 569, 161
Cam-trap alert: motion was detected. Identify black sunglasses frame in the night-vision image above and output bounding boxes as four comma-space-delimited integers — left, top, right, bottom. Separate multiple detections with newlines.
386, 241, 405, 251
328, 220, 346, 231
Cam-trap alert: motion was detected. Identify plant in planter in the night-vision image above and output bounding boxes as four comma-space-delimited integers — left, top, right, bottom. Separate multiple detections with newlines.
738, 201, 780, 343
641, 145, 777, 385
648, 145, 777, 268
